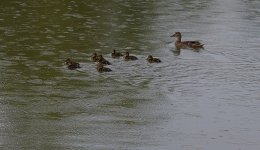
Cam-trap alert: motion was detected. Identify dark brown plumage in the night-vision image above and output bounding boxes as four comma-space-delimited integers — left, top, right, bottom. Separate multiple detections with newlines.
111, 49, 123, 58
91, 52, 99, 62
97, 54, 111, 65
146, 55, 161, 63
64, 58, 81, 70
124, 52, 138, 61
96, 63, 112, 73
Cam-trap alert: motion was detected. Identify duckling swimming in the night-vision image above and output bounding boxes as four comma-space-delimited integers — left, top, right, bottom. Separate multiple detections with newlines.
64, 58, 81, 70
146, 55, 161, 63
97, 54, 111, 65
96, 63, 112, 73
171, 32, 204, 49
124, 52, 138, 61
91, 52, 99, 62
111, 49, 123, 58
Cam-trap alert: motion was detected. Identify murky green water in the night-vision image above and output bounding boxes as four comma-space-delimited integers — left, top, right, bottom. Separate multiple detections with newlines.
1, 0, 260, 149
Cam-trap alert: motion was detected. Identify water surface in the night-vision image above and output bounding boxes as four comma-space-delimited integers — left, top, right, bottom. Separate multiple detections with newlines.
0, 0, 260, 150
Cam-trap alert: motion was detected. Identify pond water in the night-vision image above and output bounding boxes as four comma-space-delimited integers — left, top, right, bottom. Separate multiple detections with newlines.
0, 0, 260, 149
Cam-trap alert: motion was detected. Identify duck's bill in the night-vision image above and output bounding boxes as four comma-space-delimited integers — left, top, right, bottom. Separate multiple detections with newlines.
170, 34, 175, 37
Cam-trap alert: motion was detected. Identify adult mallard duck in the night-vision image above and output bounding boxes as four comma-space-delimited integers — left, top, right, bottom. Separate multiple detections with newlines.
146, 55, 161, 63
171, 32, 204, 49
91, 52, 99, 62
96, 63, 112, 73
64, 58, 81, 70
97, 54, 111, 65
124, 52, 138, 61
111, 49, 123, 58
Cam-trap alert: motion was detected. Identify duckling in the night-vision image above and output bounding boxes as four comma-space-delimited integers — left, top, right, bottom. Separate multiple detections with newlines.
64, 58, 81, 70
68, 63, 81, 70
146, 55, 161, 63
170, 32, 204, 49
111, 49, 124, 58
96, 63, 112, 73
124, 52, 138, 61
97, 54, 111, 65
91, 52, 99, 62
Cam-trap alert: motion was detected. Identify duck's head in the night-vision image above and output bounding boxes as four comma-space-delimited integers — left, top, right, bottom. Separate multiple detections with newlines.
147, 55, 153, 60
171, 32, 182, 38
125, 51, 129, 56
65, 58, 72, 65
93, 52, 97, 56
113, 49, 116, 53
98, 54, 103, 59
97, 55, 104, 62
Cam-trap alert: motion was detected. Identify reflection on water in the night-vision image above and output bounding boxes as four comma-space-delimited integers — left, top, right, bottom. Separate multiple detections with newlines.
1, 0, 260, 149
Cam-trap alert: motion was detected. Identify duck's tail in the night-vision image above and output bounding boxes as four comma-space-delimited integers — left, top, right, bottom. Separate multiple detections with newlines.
194, 44, 204, 50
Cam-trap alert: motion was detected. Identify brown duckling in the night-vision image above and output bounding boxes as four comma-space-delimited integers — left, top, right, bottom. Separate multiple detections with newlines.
96, 63, 112, 73
146, 55, 161, 63
111, 49, 124, 58
97, 54, 111, 65
124, 52, 138, 61
171, 32, 204, 49
64, 58, 81, 70
91, 52, 99, 62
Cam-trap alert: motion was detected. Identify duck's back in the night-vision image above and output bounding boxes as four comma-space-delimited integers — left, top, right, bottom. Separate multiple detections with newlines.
125, 55, 138, 61
153, 58, 161, 63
